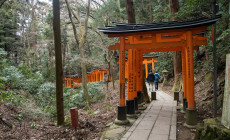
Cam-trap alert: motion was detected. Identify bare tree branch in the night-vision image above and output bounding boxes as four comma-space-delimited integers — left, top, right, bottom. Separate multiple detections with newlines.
65, 0, 79, 46
66, 0, 83, 33
84, 0, 90, 33
91, 0, 102, 7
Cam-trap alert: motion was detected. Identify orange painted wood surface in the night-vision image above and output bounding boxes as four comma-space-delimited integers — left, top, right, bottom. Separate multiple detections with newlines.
119, 37, 126, 106
64, 69, 111, 88
186, 31, 195, 109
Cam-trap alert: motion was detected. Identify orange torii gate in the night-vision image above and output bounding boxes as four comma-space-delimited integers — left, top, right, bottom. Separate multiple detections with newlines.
99, 15, 220, 126
64, 69, 112, 89
118, 56, 158, 79
142, 56, 158, 78
64, 77, 72, 88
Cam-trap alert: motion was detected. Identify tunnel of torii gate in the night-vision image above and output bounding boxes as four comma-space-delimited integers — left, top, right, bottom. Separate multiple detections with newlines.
64, 69, 112, 88
99, 15, 220, 126
117, 56, 158, 79
143, 56, 158, 78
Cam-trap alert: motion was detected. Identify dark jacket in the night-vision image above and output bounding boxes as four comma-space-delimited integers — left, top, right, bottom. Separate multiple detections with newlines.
147, 72, 155, 82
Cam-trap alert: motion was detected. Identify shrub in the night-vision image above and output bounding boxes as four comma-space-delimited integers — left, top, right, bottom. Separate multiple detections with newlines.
87, 82, 103, 100
1, 66, 24, 88
35, 82, 56, 117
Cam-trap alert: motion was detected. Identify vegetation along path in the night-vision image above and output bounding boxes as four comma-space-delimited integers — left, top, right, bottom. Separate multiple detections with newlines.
122, 85, 177, 140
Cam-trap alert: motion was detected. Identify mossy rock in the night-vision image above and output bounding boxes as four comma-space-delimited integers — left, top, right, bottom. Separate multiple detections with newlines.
195, 118, 230, 140
204, 118, 219, 126
204, 72, 213, 83
162, 80, 168, 87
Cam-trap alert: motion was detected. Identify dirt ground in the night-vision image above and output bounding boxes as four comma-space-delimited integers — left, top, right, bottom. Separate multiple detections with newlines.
0, 71, 224, 140
0, 81, 120, 140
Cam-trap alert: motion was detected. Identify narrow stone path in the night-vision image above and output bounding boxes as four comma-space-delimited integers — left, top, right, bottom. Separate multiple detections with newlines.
121, 85, 177, 140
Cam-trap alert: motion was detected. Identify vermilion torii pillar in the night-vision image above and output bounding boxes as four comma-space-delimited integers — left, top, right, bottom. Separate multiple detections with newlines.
126, 49, 135, 116
184, 31, 197, 126
115, 37, 129, 124
136, 50, 143, 106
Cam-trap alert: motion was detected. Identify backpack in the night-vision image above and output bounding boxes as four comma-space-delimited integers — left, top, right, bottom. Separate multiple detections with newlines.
155, 73, 160, 81
147, 72, 155, 82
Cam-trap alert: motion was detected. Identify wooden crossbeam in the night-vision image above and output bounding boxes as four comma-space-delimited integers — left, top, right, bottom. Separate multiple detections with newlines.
143, 56, 158, 59
126, 41, 185, 49
142, 46, 198, 53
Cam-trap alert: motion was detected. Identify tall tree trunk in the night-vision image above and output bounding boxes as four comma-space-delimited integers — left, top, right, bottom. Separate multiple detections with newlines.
49, 48, 53, 82
126, 0, 136, 23
67, 44, 71, 75
53, 0, 64, 126
63, 44, 66, 74
104, 51, 115, 102
26, 33, 32, 75
169, 0, 182, 91
115, 0, 120, 9
32, 0, 37, 69
148, 0, 153, 22
79, 41, 91, 107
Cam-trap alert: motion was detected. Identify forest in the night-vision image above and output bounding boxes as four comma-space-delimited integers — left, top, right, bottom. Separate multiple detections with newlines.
0, 0, 230, 139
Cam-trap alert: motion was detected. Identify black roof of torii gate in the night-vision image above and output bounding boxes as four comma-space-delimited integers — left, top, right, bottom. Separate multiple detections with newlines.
99, 15, 221, 34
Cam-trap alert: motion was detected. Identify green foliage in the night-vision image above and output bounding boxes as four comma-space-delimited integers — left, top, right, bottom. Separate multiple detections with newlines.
176, 0, 212, 20
1, 64, 44, 94
34, 82, 56, 117
16, 113, 23, 121
34, 82, 103, 118
93, 0, 125, 27
153, 52, 174, 77
88, 110, 100, 115
0, 1, 21, 57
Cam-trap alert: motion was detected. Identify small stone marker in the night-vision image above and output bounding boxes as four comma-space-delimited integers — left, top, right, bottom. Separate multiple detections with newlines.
70, 107, 78, 128
151, 92, 156, 100
174, 92, 179, 102
221, 54, 230, 129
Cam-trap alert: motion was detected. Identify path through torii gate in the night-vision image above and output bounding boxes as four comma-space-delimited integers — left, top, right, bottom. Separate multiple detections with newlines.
99, 15, 220, 126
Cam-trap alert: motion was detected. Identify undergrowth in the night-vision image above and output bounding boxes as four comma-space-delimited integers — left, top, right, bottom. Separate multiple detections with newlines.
0, 48, 104, 121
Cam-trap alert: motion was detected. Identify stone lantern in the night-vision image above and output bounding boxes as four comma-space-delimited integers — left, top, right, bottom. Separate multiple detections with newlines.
162, 69, 169, 87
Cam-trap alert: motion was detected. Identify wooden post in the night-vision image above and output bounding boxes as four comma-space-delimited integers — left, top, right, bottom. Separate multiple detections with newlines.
116, 37, 128, 122
125, 61, 128, 79
140, 51, 143, 92
127, 49, 134, 100
185, 31, 197, 126
152, 58, 155, 71
94, 72, 96, 82
136, 50, 141, 92
119, 37, 126, 106
70, 107, 78, 128
126, 49, 136, 115
143, 59, 148, 78
102, 71, 104, 81
182, 46, 188, 110
133, 49, 137, 98
186, 31, 195, 109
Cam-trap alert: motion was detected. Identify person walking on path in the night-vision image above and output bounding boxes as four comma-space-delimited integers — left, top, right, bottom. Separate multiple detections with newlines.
154, 72, 160, 91
147, 70, 155, 91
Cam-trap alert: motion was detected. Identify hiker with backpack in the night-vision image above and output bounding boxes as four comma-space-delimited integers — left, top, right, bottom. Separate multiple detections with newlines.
154, 72, 160, 91
147, 70, 155, 91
